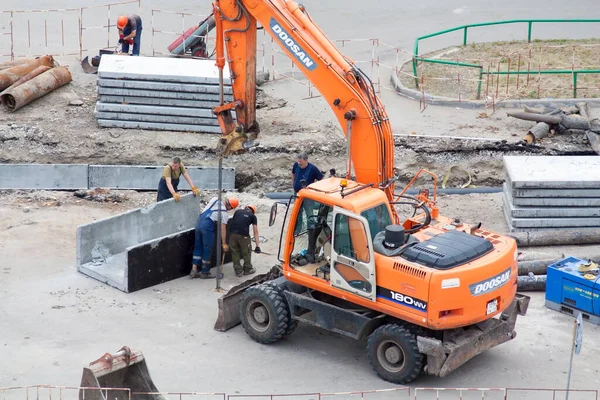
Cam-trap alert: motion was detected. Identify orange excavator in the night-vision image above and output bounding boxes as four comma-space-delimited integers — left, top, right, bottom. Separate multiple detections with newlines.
211, 0, 530, 384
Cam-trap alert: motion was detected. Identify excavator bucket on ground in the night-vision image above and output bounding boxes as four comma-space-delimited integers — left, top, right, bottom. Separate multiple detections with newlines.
79, 346, 167, 400
214, 266, 281, 331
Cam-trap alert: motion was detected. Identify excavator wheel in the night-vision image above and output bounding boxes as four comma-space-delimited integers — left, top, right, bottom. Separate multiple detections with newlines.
367, 324, 424, 384
239, 284, 289, 344
264, 282, 299, 336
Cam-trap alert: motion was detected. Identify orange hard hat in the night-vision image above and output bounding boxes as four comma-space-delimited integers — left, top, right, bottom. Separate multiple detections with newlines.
117, 15, 128, 29
227, 197, 239, 209
247, 205, 257, 214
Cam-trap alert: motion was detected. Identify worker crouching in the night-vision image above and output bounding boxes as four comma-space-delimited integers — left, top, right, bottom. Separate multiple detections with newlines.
229, 205, 261, 277
190, 196, 239, 279
117, 14, 143, 56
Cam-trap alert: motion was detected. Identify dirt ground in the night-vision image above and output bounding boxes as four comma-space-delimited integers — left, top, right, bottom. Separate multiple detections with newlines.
400, 39, 600, 100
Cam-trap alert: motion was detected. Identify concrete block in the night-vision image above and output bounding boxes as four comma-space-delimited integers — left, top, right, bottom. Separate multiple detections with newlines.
94, 110, 218, 126
98, 95, 222, 109
504, 156, 600, 189
97, 55, 231, 84
0, 164, 88, 189
504, 184, 600, 207
97, 119, 222, 133
503, 190, 600, 218
511, 186, 600, 198
96, 103, 234, 118
502, 204, 600, 229
97, 78, 233, 95
88, 165, 235, 190
76, 193, 201, 267
97, 86, 227, 102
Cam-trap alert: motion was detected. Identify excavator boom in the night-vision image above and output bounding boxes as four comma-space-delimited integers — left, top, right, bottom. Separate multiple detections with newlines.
212, 0, 395, 200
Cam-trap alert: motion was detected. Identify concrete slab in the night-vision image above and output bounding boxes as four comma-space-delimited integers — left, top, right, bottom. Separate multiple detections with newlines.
97, 55, 231, 84
96, 119, 222, 133
76, 193, 202, 268
96, 103, 221, 118
97, 94, 222, 109
97, 78, 233, 95
0, 164, 88, 189
504, 156, 600, 189
88, 165, 235, 190
504, 184, 600, 207
503, 190, 600, 218
97, 86, 225, 102
511, 186, 600, 198
503, 206, 600, 228
94, 110, 218, 126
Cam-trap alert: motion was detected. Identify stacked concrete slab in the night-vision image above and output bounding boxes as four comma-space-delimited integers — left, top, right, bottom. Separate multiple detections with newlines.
94, 55, 234, 133
503, 156, 600, 232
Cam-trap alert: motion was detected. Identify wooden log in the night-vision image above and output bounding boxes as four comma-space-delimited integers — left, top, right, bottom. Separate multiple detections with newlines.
524, 122, 550, 144
509, 230, 600, 246
517, 274, 546, 291
507, 111, 563, 124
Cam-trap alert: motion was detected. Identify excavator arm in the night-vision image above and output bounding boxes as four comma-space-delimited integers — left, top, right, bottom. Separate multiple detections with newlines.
212, 0, 396, 201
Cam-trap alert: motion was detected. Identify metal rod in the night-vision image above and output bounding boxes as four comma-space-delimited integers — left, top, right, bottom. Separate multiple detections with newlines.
565, 318, 576, 400
215, 67, 225, 291
463, 26, 468, 45
346, 118, 353, 179
528, 21, 533, 42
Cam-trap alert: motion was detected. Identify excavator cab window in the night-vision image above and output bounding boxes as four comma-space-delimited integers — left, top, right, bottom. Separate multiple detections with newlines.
290, 198, 333, 271
360, 203, 393, 241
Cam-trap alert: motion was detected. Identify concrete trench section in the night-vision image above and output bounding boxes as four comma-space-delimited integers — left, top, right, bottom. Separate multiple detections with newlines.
76, 193, 233, 293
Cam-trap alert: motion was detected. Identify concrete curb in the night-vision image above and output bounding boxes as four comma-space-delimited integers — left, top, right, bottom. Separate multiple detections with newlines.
390, 71, 600, 109
0, 164, 236, 190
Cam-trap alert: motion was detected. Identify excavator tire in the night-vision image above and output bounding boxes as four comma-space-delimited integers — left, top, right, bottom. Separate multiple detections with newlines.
264, 281, 299, 336
239, 284, 289, 344
367, 324, 424, 384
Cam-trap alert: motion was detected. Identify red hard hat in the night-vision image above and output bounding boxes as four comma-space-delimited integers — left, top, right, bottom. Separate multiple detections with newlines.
247, 205, 257, 214
117, 15, 128, 29
227, 197, 239, 209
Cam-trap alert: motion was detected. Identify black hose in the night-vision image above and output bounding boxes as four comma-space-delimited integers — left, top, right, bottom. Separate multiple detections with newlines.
390, 200, 431, 233
265, 186, 503, 200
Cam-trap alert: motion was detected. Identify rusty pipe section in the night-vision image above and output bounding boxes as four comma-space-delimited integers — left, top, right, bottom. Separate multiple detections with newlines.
0, 66, 51, 98
0, 55, 55, 91
1, 66, 72, 112
0, 57, 40, 71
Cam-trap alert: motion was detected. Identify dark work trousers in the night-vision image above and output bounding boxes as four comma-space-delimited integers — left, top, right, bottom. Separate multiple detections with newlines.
193, 210, 216, 273
157, 177, 179, 202
229, 233, 252, 274
122, 26, 142, 56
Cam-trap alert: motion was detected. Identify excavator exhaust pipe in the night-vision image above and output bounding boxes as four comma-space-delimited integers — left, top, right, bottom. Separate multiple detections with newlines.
79, 346, 167, 400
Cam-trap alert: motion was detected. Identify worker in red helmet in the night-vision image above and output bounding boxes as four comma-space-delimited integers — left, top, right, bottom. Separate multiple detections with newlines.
228, 204, 261, 277
117, 14, 142, 56
190, 196, 239, 279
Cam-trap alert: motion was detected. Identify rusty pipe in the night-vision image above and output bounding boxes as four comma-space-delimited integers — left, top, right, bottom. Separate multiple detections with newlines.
506, 111, 562, 125
1, 66, 72, 112
0, 55, 55, 91
0, 57, 40, 71
0, 65, 51, 98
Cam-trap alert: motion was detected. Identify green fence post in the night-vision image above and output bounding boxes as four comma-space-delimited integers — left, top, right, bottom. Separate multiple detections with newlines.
573, 72, 578, 98
527, 21, 533, 42
463, 26, 468, 45
413, 39, 420, 88
477, 67, 483, 99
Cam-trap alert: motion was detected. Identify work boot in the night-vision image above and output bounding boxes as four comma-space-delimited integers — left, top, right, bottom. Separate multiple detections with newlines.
244, 268, 256, 276
235, 271, 243, 277
189, 270, 201, 279
199, 271, 216, 279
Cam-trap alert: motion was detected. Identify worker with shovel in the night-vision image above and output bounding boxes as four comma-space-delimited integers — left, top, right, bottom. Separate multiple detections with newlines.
190, 196, 239, 279
229, 205, 262, 277
157, 157, 199, 202
117, 14, 143, 56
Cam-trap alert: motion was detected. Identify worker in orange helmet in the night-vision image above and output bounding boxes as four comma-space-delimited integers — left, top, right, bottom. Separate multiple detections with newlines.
116, 14, 142, 56
228, 204, 261, 277
190, 196, 239, 279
